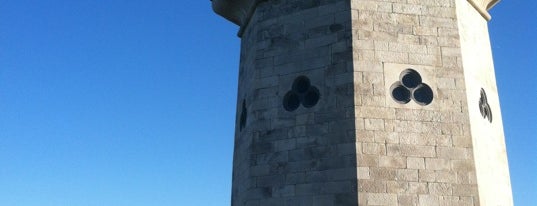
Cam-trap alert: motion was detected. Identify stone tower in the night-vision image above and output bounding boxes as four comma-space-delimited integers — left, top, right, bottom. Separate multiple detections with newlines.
212, 0, 512, 205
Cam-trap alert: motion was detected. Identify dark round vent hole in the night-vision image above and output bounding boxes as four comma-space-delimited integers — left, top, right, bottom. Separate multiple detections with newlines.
390, 82, 411, 104
400, 69, 422, 89
412, 84, 433, 106
292, 76, 311, 94
302, 87, 320, 108
283, 91, 301, 111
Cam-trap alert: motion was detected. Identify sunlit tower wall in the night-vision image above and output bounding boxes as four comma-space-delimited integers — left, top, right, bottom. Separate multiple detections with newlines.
212, 0, 512, 205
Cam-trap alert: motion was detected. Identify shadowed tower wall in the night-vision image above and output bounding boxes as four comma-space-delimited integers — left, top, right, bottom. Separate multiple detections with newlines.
212, 0, 512, 205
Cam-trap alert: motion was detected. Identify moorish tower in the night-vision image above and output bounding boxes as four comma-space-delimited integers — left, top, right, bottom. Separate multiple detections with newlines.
212, 0, 512, 205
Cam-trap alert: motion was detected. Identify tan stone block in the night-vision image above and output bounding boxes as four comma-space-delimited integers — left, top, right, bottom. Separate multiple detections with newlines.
361, 95, 386, 106
408, 53, 441, 66
383, 119, 396, 132
387, 144, 436, 157
358, 30, 398, 41
370, 167, 397, 180
374, 83, 386, 96
425, 158, 451, 170
438, 36, 460, 47
386, 181, 408, 193
414, 26, 438, 36
356, 49, 376, 61
441, 47, 461, 56
380, 156, 407, 168
368, 193, 398, 205
407, 0, 452, 7
388, 42, 428, 54
456, 171, 478, 184
398, 34, 420, 44
357, 106, 395, 119
418, 194, 440, 206
363, 71, 385, 84
436, 77, 457, 89
358, 154, 379, 167
418, 169, 436, 182
393, 13, 420, 25
394, 109, 441, 122
385, 132, 400, 144
365, 118, 385, 131
351, 1, 390, 12
359, 179, 386, 193
375, 50, 409, 63
437, 123, 463, 135
451, 159, 475, 171
353, 60, 383, 72
393, 3, 424, 15
398, 194, 419, 205
453, 184, 478, 196
452, 135, 472, 147
424, 6, 456, 18
363, 142, 386, 155
396, 169, 419, 181
407, 157, 425, 169
435, 170, 457, 183
372, 131, 390, 143
358, 193, 367, 205
393, 120, 439, 134
419, 16, 457, 28
438, 27, 459, 37
358, 166, 371, 179
374, 22, 413, 34
427, 45, 442, 55
437, 147, 469, 160
355, 118, 365, 130
419, 36, 439, 46
374, 41, 390, 51
408, 182, 428, 194
428, 182, 452, 195
353, 39, 375, 50
399, 132, 436, 146
436, 134, 453, 146
357, 130, 376, 143
458, 196, 476, 206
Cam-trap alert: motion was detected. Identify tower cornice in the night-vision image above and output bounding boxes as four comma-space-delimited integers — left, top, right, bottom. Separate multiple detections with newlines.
211, 0, 263, 36
212, 0, 500, 27
467, 0, 500, 20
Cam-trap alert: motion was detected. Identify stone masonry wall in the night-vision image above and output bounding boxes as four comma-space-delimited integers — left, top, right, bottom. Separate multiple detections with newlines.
228, 0, 487, 205
231, 0, 358, 205
350, 0, 480, 205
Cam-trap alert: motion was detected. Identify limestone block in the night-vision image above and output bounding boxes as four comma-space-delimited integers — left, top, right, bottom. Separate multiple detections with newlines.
407, 157, 426, 169
367, 193, 398, 205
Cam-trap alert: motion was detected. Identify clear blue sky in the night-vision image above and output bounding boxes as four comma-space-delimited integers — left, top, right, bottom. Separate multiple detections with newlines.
0, 1, 535, 205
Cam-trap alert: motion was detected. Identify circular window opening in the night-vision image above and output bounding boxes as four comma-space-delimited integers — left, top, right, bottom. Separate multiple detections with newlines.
486, 108, 493, 122
283, 91, 301, 111
292, 76, 311, 94
302, 87, 320, 108
400, 69, 422, 89
412, 84, 433, 106
479, 102, 487, 117
390, 82, 411, 104
239, 100, 247, 131
479, 88, 492, 123
480, 88, 488, 102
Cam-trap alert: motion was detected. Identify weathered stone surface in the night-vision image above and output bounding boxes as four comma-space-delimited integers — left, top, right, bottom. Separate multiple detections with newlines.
214, 0, 511, 205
